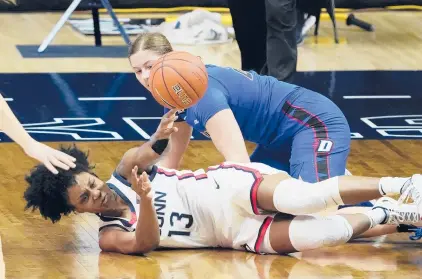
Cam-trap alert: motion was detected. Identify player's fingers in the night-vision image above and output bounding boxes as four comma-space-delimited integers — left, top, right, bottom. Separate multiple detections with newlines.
142, 172, 150, 183
161, 115, 178, 125
132, 166, 139, 183
58, 151, 77, 162
133, 165, 139, 177
164, 108, 178, 117
57, 153, 76, 168
44, 160, 58, 174
50, 156, 70, 170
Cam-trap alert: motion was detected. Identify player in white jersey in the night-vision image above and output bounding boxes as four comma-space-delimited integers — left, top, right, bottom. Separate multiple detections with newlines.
24, 109, 422, 255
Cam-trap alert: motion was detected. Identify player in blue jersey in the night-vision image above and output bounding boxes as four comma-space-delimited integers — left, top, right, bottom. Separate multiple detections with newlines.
128, 32, 350, 183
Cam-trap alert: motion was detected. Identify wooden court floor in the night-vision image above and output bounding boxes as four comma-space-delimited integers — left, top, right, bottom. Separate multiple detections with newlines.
1, 10, 422, 279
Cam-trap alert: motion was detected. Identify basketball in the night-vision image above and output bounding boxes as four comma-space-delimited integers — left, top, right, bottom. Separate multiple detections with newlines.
148, 51, 209, 109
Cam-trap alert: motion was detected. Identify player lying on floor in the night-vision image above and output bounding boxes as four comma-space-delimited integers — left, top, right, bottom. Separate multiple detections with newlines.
24, 109, 422, 255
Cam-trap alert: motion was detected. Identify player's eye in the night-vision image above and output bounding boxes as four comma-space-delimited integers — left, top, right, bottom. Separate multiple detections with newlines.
80, 192, 89, 204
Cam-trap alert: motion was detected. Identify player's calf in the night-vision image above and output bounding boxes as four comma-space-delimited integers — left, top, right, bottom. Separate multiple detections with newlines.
267, 197, 421, 254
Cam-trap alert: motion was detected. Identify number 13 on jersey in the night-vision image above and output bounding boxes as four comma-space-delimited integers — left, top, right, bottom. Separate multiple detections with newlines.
168, 212, 194, 237
154, 191, 194, 237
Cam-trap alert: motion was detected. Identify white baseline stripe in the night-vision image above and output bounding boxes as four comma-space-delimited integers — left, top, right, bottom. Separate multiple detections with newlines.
78, 97, 147, 101
343, 95, 411, 99
4, 98, 13, 101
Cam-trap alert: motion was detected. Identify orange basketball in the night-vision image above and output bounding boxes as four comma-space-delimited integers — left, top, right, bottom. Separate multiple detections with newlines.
148, 51, 208, 109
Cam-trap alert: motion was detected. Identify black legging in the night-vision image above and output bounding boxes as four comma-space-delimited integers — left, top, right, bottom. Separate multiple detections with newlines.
227, 0, 297, 83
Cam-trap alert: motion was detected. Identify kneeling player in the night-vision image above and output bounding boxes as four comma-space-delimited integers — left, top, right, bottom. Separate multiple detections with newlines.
24, 110, 422, 255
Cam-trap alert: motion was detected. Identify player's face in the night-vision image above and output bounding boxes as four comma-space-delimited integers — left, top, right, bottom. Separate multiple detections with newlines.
67, 172, 119, 214
130, 50, 162, 91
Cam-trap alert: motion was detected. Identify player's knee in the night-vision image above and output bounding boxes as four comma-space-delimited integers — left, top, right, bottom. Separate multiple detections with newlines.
272, 177, 342, 215
273, 179, 320, 214
288, 215, 353, 252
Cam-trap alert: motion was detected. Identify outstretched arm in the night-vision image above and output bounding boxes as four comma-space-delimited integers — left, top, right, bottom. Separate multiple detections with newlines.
157, 120, 192, 169
0, 94, 76, 174
205, 109, 250, 163
115, 109, 179, 182
99, 167, 159, 254
194, 87, 250, 163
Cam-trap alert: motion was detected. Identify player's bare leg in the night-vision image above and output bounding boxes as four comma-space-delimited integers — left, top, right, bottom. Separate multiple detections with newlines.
266, 197, 420, 254
256, 172, 422, 215
334, 205, 422, 239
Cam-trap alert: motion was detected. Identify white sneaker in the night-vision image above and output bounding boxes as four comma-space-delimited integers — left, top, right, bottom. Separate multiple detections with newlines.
397, 174, 422, 206
372, 197, 421, 225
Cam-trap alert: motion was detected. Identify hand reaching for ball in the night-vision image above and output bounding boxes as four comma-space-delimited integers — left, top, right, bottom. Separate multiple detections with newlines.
151, 109, 179, 141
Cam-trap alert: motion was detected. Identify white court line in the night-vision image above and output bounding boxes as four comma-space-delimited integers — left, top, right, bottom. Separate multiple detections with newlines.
78, 97, 146, 101
4, 98, 13, 101
343, 95, 411, 99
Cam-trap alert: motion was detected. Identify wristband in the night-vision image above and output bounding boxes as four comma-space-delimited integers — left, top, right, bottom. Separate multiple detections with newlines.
151, 139, 169, 155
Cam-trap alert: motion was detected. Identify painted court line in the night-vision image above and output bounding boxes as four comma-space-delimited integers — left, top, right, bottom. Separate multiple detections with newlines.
343, 95, 411, 99
78, 97, 146, 101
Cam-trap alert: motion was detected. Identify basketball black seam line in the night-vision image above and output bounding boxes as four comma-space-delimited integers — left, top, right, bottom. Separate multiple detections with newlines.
152, 70, 174, 109
161, 54, 180, 106
162, 58, 208, 77
165, 64, 200, 99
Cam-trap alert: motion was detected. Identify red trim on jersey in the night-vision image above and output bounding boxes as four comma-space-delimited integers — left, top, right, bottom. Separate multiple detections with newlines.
129, 212, 137, 225
254, 216, 273, 253
157, 168, 208, 180
207, 163, 263, 215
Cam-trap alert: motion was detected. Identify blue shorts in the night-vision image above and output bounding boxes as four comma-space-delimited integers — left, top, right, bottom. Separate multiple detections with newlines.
250, 89, 351, 183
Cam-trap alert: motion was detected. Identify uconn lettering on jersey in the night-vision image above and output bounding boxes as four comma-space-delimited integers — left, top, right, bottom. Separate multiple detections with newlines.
154, 191, 194, 237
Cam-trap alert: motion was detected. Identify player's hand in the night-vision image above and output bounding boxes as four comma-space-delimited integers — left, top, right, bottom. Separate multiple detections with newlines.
24, 140, 76, 174
152, 109, 179, 141
131, 165, 153, 200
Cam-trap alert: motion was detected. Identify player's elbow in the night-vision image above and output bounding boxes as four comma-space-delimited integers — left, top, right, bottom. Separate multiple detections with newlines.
98, 235, 159, 255
131, 239, 160, 255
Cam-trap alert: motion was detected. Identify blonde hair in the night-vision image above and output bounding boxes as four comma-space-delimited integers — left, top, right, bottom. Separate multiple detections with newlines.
128, 32, 173, 57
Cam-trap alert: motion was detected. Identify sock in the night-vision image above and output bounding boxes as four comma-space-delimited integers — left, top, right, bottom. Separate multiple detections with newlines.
379, 177, 410, 196
364, 208, 387, 228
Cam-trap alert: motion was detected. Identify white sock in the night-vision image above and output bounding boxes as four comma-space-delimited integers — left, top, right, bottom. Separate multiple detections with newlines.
379, 177, 410, 196
364, 208, 387, 228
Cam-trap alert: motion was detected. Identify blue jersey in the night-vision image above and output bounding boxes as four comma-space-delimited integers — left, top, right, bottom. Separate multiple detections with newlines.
164, 64, 300, 146
163, 64, 352, 183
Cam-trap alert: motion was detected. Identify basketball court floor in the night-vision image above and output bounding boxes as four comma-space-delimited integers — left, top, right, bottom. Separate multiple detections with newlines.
1, 8, 422, 278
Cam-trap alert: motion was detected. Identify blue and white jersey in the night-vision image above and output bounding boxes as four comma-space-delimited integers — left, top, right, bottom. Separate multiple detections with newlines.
97, 166, 222, 249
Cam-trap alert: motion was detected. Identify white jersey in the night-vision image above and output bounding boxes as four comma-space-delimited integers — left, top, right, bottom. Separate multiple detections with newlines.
98, 165, 222, 249
98, 162, 284, 254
